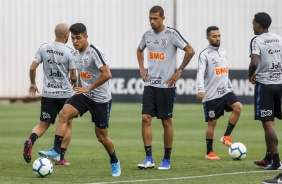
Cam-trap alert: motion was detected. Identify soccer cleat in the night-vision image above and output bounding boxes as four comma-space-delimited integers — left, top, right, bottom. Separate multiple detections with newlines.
205, 151, 220, 160
111, 160, 121, 177
220, 136, 232, 147
137, 156, 155, 169
23, 139, 33, 163
158, 159, 170, 170
263, 173, 282, 184
38, 148, 60, 162
55, 159, 70, 166
264, 163, 282, 170
254, 159, 272, 167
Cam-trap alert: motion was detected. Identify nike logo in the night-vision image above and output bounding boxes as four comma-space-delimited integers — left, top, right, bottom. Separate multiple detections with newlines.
147, 41, 152, 43
99, 123, 106, 127
167, 112, 172, 116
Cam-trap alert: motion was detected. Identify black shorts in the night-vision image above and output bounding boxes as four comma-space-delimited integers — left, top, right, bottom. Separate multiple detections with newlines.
254, 82, 282, 121
203, 92, 240, 122
142, 86, 176, 119
40, 97, 69, 124
66, 94, 111, 129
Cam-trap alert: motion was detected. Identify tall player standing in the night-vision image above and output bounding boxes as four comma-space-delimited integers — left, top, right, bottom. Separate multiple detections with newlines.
24, 23, 77, 165
137, 5, 195, 170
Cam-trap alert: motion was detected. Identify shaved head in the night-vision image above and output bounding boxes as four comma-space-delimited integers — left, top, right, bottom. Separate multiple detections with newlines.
54, 23, 69, 39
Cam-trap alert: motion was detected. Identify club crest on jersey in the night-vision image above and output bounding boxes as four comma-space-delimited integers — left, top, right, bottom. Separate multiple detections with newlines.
208, 111, 215, 118
83, 57, 90, 66
161, 37, 168, 46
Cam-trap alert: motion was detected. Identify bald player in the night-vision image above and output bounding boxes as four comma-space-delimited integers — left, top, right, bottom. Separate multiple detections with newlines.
23, 23, 77, 166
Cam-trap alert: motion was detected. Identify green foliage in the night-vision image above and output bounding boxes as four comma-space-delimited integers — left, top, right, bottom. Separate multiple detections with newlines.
0, 102, 280, 184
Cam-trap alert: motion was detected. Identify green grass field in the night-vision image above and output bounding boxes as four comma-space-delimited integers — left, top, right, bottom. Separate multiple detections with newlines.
0, 102, 281, 184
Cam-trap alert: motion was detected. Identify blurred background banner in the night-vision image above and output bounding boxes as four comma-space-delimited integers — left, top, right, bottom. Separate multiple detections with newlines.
0, 0, 281, 103
111, 69, 254, 104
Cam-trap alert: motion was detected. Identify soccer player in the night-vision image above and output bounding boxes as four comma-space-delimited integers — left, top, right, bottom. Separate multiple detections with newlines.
196, 26, 242, 160
23, 23, 77, 166
248, 12, 282, 177
136, 5, 195, 170
38, 23, 121, 177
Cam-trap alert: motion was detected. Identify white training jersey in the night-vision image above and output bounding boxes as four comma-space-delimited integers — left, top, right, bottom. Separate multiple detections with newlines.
73, 44, 111, 103
196, 46, 233, 102
139, 26, 188, 88
249, 32, 282, 84
34, 42, 76, 98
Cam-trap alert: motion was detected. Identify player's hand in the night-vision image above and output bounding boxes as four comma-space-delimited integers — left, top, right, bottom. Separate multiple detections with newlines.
249, 75, 256, 84
29, 84, 39, 98
140, 69, 149, 82
74, 87, 90, 94
166, 71, 181, 88
197, 92, 205, 101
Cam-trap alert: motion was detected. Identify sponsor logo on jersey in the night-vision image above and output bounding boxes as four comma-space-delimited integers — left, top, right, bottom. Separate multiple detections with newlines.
268, 49, 281, 54
215, 67, 228, 76
270, 61, 281, 70
80, 71, 92, 80
47, 82, 63, 88
148, 76, 162, 85
260, 109, 272, 117
216, 86, 227, 95
161, 37, 168, 46
47, 50, 64, 56
43, 91, 67, 95
153, 40, 159, 44
48, 70, 63, 78
47, 59, 62, 65
264, 39, 279, 44
149, 52, 165, 61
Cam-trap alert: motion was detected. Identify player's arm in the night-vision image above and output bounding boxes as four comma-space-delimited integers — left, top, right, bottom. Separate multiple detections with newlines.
166, 44, 195, 88
29, 61, 40, 98
137, 47, 149, 82
249, 54, 259, 84
196, 54, 207, 101
69, 69, 77, 88
74, 65, 112, 94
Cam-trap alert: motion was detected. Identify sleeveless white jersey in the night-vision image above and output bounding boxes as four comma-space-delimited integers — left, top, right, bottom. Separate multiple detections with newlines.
34, 42, 76, 98
73, 44, 111, 103
249, 32, 282, 84
196, 46, 233, 102
139, 27, 188, 88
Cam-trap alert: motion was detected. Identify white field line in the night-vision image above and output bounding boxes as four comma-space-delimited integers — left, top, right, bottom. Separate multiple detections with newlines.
86, 170, 277, 184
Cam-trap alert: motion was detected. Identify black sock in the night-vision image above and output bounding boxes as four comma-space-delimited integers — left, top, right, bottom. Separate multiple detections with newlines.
224, 123, 235, 136
164, 148, 172, 160
54, 135, 63, 154
61, 148, 67, 160
272, 153, 281, 166
145, 146, 152, 156
206, 139, 213, 154
265, 150, 271, 161
109, 151, 118, 163
29, 133, 38, 145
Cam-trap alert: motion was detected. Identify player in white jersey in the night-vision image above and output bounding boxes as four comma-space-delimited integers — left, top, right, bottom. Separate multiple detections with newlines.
196, 26, 242, 160
23, 23, 77, 166
137, 5, 195, 170
38, 23, 121, 177
248, 14, 282, 182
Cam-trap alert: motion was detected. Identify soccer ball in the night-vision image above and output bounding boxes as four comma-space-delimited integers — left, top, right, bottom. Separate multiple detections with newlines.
32, 157, 53, 177
228, 142, 247, 160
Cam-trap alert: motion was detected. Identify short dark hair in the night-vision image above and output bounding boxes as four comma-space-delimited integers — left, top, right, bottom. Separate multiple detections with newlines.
254, 12, 272, 29
150, 5, 164, 17
69, 23, 87, 35
206, 26, 219, 36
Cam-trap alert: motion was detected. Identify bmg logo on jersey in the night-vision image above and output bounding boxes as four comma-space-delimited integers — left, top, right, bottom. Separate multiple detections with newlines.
80, 71, 92, 80
215, 67, 228, 76
149, 52, 165, 61
49, 70, 63, 78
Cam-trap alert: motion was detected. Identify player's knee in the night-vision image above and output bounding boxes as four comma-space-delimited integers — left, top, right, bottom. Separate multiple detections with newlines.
59, 110, 71, 121
233, 102, 243, 113
142, 114, 151, 124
